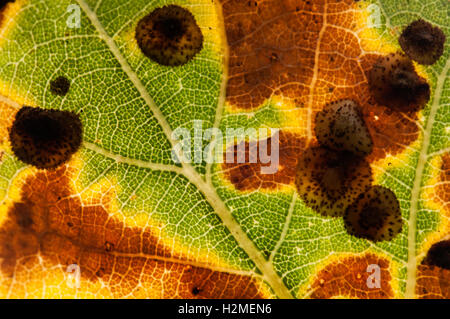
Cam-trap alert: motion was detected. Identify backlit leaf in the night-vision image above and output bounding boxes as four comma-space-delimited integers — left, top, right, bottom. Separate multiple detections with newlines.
0, 0, 448, 299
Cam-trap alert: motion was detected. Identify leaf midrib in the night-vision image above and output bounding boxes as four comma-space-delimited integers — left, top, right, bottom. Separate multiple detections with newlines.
404, 58, 450, 298
75, 0, 293, 299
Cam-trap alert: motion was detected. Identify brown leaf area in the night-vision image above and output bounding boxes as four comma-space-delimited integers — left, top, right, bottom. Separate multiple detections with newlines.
416, 265, 450, 299
308, 253, 394, 299
221, 0, 419, 164
0, 166, 266, 298
419, 153, 450, 299
223, 131, 306, 191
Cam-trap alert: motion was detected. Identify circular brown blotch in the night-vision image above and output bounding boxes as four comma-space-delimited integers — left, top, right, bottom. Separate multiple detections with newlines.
315, 99, 373, 157
135, 5, 204, 66
50, 76, 71, 96
9, 106, 82, 169
295, 147, 373, 217
423, 240, 450, 270
399, 19, 446, 66
368, 52, 430, 112
344, 185, 402, 242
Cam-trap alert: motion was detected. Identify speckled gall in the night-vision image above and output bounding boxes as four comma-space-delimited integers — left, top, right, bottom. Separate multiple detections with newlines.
295, 147, 373, 217
344, 185, 402, 242
399, 19, 446, 65
315, 99, 373, 157
9, 106, 82, 169
368, 52, 430, 112
135, 5, 204, 66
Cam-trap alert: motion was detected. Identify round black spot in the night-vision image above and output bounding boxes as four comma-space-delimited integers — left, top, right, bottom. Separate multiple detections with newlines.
295, 147, 373, 217
399, 19, 446, 65
344, 185, 402, 242
9, 106, 82, 169
315, 99, 373, 157
135, 5, 204, 66
192, 286, 201, 295
423, 240, 450, 270
95, 267, 106, 278
368, 52, 430, 112
104, 241, 114, 252
50, 76, 71, 96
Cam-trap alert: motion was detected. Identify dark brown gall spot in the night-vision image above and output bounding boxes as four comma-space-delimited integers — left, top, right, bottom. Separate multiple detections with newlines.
135, 5, 203, 66
368, 52, 430, 112
423, 240, 450, 270
295, 147, 372, 217
50, 76, 71, 96
315, 99, 373, 157
344, 186, 402, 242
399, 19, 446, 65
9, 106, 82, 169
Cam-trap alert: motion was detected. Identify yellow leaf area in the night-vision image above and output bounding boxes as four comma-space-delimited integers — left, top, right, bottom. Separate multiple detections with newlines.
424, 153, 450, 226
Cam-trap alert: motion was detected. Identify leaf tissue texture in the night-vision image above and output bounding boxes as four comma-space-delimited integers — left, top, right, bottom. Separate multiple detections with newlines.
0, 0, 448, 299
